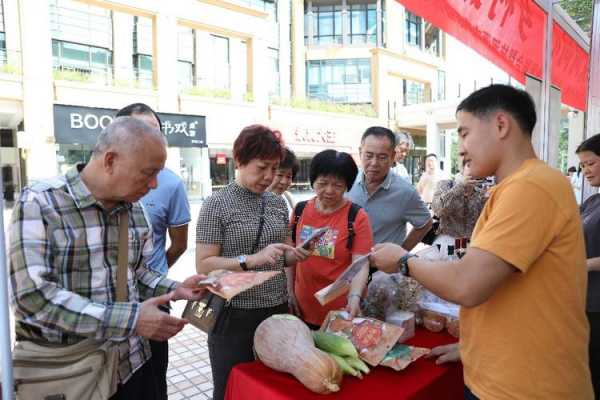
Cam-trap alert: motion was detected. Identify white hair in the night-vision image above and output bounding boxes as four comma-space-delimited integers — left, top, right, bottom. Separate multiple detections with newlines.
395, 131, 414, 148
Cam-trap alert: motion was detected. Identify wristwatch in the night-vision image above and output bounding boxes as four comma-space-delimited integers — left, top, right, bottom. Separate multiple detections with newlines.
397, 253, 418, 277
238, 254, 248, 271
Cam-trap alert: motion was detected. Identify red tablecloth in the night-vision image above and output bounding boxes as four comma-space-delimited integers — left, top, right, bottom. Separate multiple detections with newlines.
225, 328, 463, 400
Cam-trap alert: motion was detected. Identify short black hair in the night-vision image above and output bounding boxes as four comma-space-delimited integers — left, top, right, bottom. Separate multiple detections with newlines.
116, 103, 162, 133
576, 133, 600, 156
361, 126, 396, 150
280, 147, 300, 179
456, 84, 537, 136
426, 153, 438, 159
309, 149, 358, 190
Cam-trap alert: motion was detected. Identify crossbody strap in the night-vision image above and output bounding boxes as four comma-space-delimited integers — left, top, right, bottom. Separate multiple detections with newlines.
252, 196, 266, 254
116, 210, 129, 302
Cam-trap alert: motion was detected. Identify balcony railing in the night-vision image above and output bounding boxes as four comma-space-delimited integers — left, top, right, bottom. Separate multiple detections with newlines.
0, 49, 23, 76
52, 64, 154, 89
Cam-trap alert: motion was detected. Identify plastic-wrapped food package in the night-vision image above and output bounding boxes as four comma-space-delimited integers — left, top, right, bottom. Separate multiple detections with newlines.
384, 310, 415, 343
422, 310, 446, 332
446, 316, 459, 338
363, 272, 402, 320
418, 301, 459, 334
199, 269, 281, 300
320, 311, 404, 366
380, 343, 430, 371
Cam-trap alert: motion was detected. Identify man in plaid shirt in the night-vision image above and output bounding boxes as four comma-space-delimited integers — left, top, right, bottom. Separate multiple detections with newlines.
9, 117, 207, 399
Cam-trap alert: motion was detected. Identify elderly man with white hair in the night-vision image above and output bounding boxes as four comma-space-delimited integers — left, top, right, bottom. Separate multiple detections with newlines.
9, 116, 207, 400
392, 131, 414, 183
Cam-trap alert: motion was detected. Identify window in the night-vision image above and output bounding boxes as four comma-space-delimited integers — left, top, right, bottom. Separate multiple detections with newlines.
0, 1, 5, 64
133, 16, 153, 87
403, 79, 426, 105
242, 0, 277, 20
350, 4, 377, 44
49, 0, 112, 50
405, 11, 421, 47
313, 5, 342, 45
437, 70, 446, 101
424, 22, 441, 57
305, 2, 382, 47
52, 39, 112, 78
211, 35, 230, 91
307, 59, 371, 104
178, 27, 195, 88
268, 48, 280, 97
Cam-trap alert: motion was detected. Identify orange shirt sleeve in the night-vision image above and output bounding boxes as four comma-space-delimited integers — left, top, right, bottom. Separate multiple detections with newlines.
471, 181, 565, 273
350, 209, 373, 255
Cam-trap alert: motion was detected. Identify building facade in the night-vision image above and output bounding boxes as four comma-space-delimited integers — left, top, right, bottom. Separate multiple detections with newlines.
0, 0, 586, 202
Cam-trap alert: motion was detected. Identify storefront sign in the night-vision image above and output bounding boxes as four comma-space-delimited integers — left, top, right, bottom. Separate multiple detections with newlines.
53, 104, 207, 147
216, 152, 227, 165
292, 128, 336, 145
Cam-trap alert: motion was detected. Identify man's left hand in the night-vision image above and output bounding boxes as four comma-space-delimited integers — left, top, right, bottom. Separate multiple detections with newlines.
171, 274, 209, 301
369, 243, 407, 274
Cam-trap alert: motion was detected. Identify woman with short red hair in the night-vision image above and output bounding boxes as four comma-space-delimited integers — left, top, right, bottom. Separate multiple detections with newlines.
196, 124, 305, 400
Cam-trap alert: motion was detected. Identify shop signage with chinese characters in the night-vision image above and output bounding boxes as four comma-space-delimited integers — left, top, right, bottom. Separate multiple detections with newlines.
53, 104, 207, 147
291, 127, 336, 145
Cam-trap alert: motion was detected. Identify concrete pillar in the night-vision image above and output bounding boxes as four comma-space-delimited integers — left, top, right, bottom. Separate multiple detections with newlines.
342, 0, 349, 46
567, 111, 585, 169
200, 147, 212, 198
4, 0, 21, 69
291, 0, 306, 99
113, 12, 134, 84
278, 0, 292, 99
444, 129, 453, 176
426, 115, 440, 156
250, 37, 269, 119
153, 11, 179, 112
19, 0, 57, 181
376, 0, 382, 48
385, 1, 403, 53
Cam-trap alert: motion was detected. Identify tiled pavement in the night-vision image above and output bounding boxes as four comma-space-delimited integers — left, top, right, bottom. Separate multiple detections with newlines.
167, 324, 213, 400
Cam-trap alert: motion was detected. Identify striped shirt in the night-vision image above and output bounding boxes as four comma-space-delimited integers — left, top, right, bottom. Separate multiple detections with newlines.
9, 166, 178, 384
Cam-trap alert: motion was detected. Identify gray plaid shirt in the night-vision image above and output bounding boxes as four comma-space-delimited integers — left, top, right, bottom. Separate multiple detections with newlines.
196, 182, 289, 309
9, 166, 178, 384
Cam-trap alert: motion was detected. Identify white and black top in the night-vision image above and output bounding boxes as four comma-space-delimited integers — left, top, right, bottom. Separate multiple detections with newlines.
196, 182, 290, 309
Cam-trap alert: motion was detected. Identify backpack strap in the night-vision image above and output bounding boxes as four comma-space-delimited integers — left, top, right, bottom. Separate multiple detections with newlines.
346, 202, 361, 250
291, 200, 308, 245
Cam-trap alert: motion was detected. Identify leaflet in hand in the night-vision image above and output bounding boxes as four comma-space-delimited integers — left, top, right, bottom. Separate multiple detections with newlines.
300, 227, 329, 250
314, 254, 370, 306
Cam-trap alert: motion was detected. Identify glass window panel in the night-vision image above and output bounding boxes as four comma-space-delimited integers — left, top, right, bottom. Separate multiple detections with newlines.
61, 41, 90, 66
367, 9, 377, 35
351, 7, 366, 35
139, 54, 152, 71
345, 63, 359, 84
177, 60, 193, 88
318, 11, 334, 36
308, 62, 320, 85
178, 27, 195, 62
91, 47, 108, 66
358, 61, 370, 82
332, 62, 344, 84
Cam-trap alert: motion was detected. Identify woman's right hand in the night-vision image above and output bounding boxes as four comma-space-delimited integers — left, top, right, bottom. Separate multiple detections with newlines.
250, 243, 294, 267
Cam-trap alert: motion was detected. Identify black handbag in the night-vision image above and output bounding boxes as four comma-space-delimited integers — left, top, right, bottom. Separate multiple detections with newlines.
183, 197, 266, 333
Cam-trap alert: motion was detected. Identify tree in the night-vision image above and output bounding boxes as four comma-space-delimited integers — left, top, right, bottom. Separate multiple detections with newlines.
559, 0, 594, 33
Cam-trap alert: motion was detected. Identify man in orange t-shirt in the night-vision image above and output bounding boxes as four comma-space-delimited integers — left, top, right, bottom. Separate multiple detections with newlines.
370, 84, 593, 399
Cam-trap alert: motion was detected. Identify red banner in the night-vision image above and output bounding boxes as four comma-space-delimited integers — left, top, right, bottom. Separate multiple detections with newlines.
552, 23, 589, 110
397, 0, 589, 110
